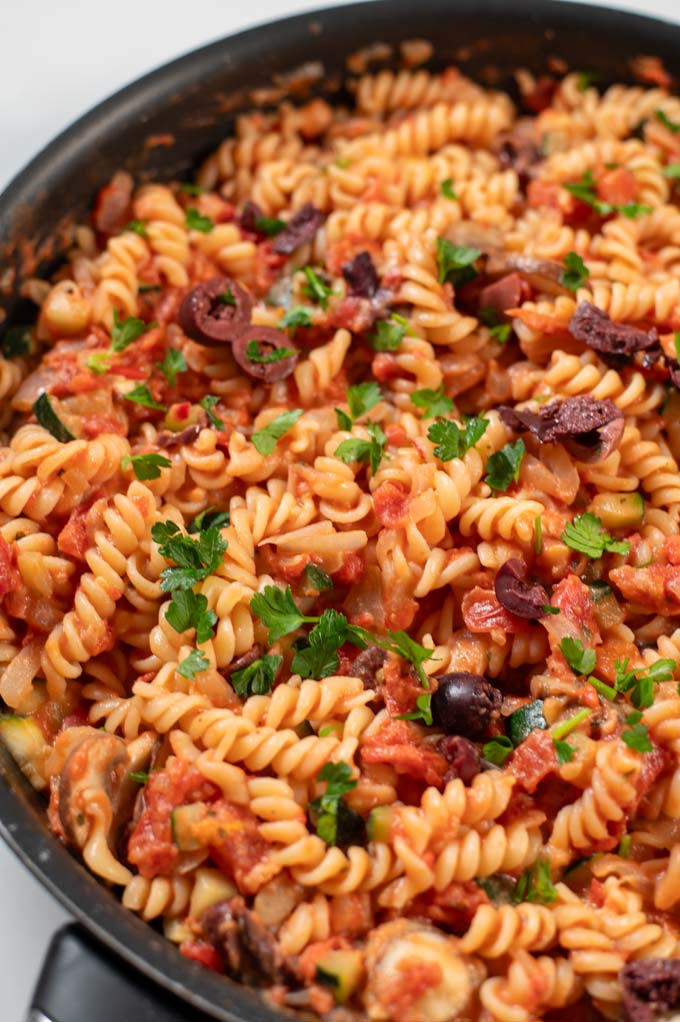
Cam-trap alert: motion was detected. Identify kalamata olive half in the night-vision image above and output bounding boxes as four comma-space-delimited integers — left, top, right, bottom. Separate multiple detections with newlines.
179, 277, 252, 346
232, 326, 299, 382
439, 735, 481, 784
494, 558, 551, 619
431, 672, 501, 740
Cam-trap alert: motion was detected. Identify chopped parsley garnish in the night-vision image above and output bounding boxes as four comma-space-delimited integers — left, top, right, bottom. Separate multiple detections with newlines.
482, 736, 514, 766
384, 630, 432, 689
129, 771, 150, 784
301, 267, 334, 310
535, 515, 543, 555
185, 208, 214, 232
178, 182, 207, 196
138, 284, 161, 294
484, 438, 525, 491
304, 564, 334, 592
553, 739, 574, 764
564, 169, 652, 218
622, 711, 653, 752
166, 589, 217, 644
552, 708, 591, 742
370, 318, 407, 351
250, 585, 313, 642
309, 761, 358, 846
656, 109, 680, 134
619, 834, 632, 857
280, 307, 313, 334
561, 511, 631, 559
334, 421, 387, 474
479, 306, 512, 345
560, 251, 590, 292
560, 638, 596, 676
124, 385, 166, 410
245, 340, 296, 364
33, 393, 75, 443
396, 692, 433, 726
200, 395, 223, 429
255, 215, 286, 236
87, 352, 111, 376
252, 408, 304, 456
151, 521, 228, 592
121, 452, 171, 481
663, 163, 680, 179
410, 386, 454, 419
1, 325, 31, 358
614, 657, 676, 709
125, 219, 148, 237
440, 178, 458, 200
576, 71, 595, 92
428, 415, 488, 461
188, 507, 230, 534
111, 311, 156, 353
515, 859, 558, 905
177, 648, 210, 679
291, 608, 353, 680
436, 237, 481, 288
219, 288, 236, 306
158, 349, 187, 386
231, 654, 282, 698
347, 381, 382, 420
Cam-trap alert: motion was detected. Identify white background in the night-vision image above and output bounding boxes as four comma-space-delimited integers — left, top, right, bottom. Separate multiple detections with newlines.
0, 0, 678, 1017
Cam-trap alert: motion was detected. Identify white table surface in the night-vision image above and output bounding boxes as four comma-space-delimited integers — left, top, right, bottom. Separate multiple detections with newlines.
0, 0, 678, 1017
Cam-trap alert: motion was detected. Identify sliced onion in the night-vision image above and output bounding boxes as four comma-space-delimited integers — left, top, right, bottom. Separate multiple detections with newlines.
0, 639, 44, 709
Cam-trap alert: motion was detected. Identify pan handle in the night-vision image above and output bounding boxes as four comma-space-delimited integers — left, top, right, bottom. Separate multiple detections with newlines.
29, 924, 203, 1022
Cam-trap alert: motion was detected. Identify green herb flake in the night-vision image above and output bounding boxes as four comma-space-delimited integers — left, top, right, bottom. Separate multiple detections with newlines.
553, 739, 574, 764
663, 163, 680, 179
245, 340, 296, 364
618, 834, 632, 857
347, 382, 382, 420
151, 520, 228, 593
564, 168, 651, 219
535, 515, 543, 555
200, 395, 223, 430
219, 288, 236, 306
111, 310, 156, 353
440, 178, 458, 200
177, 648, 210, 679
121, 452, 171, 481
309, 761, 358, 847
515, 859, 558, 905
370, 318, 405, 352
87, 352, 112, 376
305, 564, 334, 592
560, 638, 597, 676
576, 71, 595, 92
291, 608, 350, 680
255, 215, 286, 236
482, 736, 514, 766
1, 325, 31, 358
231, 654, 282, 698
250, 584, 310, 642
484, 438, 525, 491
656, 109, 680, 134
552, 708, 592, 740
188, 507, 230, 534
395, 692, 433, 726
560, 251, 590, 292
301, 267, 335, 310
185, 208, 214, 232
428, 414, 488, 462
614, 656, 676, 709
124, 385, 166, 411
158, 349, 187, 386
129, 771, 150, 784
410, 386, 454, 419
622, 713, 653, 753
383, 630, 431, 689
125, 219, 148, 237
178, 183, 207, 196
252, 408, 304, 456
436, 237, 481, 288
33, 393, 75, 443
280, 307, 313, 335
334, 421, 387, 474
166, 589, 217, 644
561, 511, 631, 559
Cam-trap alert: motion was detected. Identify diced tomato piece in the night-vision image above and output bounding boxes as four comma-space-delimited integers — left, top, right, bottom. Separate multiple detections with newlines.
462, 586, 529, 635
610, 563, 680, 615
373, 481, 410, 528
362, 719, 448, 788
505, 307, 567, 334
0, 536, 20, 600
382, 655, 422, 716
128, 760, 219, 878
597, 167, 637, 206
407, 881, 489, 935
522, 75, 557, 113
371, 352, 401, 382
179, 939, 224, 973
193, 799, 280, 894
552, 574, 601, 642
333, 552, 364, 585
92, 173, 132, 235
664, 535, 680, 565
508, 730, 558, 793
527, 180, 562, 210
58, 505, 92, 561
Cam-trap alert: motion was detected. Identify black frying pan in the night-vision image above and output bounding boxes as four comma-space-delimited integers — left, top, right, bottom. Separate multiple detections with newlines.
1, 1, 678, 1018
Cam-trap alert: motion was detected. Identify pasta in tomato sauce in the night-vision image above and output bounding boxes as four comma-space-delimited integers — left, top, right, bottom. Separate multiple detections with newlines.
2, 62, 680, 1022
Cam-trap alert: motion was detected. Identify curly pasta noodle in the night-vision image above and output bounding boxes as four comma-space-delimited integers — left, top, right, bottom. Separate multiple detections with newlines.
6, 58, 680, 1022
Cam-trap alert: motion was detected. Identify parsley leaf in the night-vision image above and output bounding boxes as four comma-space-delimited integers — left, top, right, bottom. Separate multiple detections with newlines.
560, 637, 597, 676
347, 382, 381, 420
245, 340, 296, 364
33, 393, 75, 443
1, 326, 31, 358
309, 761, 358, 847
334, 421, 387, 474
291, 608, 349, 679
178, 183, 207, 196
200, 395, 223, 430
515, 859, 557, 905
231, 654, 282, 698
436, 237, 481, 287
383, 630, 431, 689
663, 163, 680, 179
622, 712, 653, 752
370, 318, 405, 351
478, 306, 512, 345
305, 564, 334, 592
125, 219, 148, 237
158, 349, 187, 386
185, 208, 214, 232
219, 288, 235, 306
484, 438, 525, 491
656, 109, 680, 134
177, 649, 210, 679
553, 739, 574, 764
440, 178, 458, 200
576, 70, 595, 92
564, 169, 651, 218
255, 215, 286, 236
111, 311, 155, 353
121, 452, 171, 481
250, 585, 311, 642
482, 736, 514, 766
129, 771, 150, 784
560, 251, 590, 292
124, 385, 166, 410
614, 657, 676, 709
396, 692, 433, 726
561, 512, 631, 559
188, 507, 230, 534
280, 307, 313, 335
166, 590, 217, 644
428, 415, 488, 461
87, 352, 112, 376
335, 408, 352, 430
151, 521, 228, 592
252, 408, 304, 456
410, 386, 454, 419
302, 267, 334, 309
